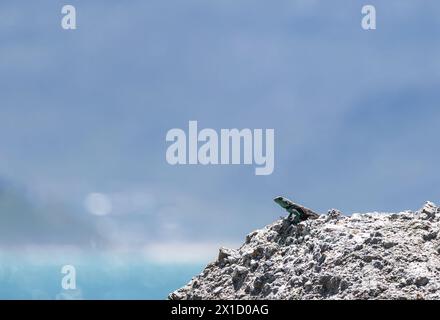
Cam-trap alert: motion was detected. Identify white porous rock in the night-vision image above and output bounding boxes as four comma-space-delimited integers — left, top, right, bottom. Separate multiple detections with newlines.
170, 202, 440, 300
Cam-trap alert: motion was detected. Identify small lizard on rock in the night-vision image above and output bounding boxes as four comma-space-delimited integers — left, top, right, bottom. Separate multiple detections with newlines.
274, 196, 320, 224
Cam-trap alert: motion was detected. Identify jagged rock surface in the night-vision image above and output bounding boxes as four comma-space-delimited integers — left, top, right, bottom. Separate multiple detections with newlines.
170, 202, 440, 300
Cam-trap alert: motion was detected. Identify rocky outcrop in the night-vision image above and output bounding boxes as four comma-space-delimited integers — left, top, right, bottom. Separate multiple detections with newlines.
169, 201, 440, 300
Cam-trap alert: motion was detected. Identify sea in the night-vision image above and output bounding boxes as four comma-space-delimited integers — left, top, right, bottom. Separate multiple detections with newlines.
0, 251, 204, 300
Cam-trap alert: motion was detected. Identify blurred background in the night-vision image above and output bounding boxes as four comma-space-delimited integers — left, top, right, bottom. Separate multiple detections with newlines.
1, 0, 440, 298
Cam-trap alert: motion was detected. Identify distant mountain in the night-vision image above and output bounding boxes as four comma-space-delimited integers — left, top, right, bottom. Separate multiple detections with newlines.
0, 178, 104, 247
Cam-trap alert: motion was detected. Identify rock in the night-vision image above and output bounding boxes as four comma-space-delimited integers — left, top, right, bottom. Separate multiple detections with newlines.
168, 290, 184, 300
383, 241, 397, 249
233, 266, 248, 275
170, 201, 440, 300
422, 201, 437, 214
246, 231, 258, 243
217, 247, 239, 264
365, 237, 382, 245
319, 274, 342, 296
303, 281, 313, 292
372, 260, 383, 269
420, 201, 438, 220
213, 287, 223, 295
327, 209, 342, 220
415, 276, 429, 287
422, 231, 438, 241
253, 275, 266, 291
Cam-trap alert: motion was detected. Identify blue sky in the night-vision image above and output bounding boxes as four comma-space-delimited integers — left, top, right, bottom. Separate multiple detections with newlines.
1, 0, 440, 297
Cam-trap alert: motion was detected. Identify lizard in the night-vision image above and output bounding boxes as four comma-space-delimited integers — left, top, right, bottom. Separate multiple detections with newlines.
274, 196, 320, 224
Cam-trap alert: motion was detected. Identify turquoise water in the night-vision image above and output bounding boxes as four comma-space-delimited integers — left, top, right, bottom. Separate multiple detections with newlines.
0, 252, 204, 299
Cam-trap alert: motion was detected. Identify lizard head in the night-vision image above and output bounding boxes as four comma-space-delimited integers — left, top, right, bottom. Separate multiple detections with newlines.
273, 196, 293, 209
